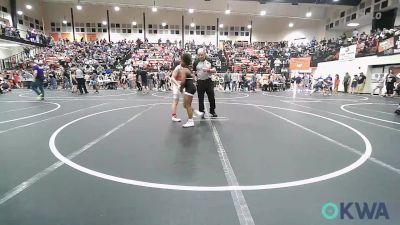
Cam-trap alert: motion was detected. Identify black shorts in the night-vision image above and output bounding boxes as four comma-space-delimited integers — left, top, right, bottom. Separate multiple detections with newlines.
141, 78, 148, 86
183, 79, 196, 96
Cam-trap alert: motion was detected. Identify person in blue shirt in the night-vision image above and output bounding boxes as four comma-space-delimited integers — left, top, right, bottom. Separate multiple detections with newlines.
310, 76, 324, 95
323, 75, 333, 96
31, 62, 45, 100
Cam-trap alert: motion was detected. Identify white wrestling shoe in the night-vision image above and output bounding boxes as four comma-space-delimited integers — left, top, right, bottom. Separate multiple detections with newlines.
194, 110, 204, 117
172, 116, 181, 122
182, 119, 195, 128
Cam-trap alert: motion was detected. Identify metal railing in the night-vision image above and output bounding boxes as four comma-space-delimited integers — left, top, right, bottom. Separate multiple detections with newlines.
0, 47, 44, 71
0, 25, 51, 46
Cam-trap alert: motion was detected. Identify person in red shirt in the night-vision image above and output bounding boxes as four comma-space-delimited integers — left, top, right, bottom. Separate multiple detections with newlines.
12, 71, 21, 88
334, 74, 340, 93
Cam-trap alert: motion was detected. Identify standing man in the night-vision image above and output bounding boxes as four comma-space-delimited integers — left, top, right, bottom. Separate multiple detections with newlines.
139, 67, 148, 93
193, 48, 218, 117
371, 74, 385, 96
343, 72, 351, 93
357, 72, 367, 94
223, 69, 231, 92
231, 70, 238, 92
384, 70, 396, 97
31, 62, 45, 100
158, 68, 166, 91
75, 65, 89, 95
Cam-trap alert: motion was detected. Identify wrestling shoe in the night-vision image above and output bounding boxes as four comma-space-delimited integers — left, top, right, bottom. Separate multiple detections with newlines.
172, 116, 181, 122
194, 110, 204, 118
182, 119, 195, 128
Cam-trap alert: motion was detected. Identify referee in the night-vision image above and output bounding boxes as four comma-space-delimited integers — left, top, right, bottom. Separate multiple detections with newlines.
193, 48, 218, 118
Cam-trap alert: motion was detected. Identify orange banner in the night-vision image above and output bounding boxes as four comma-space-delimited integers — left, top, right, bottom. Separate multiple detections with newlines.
289, 57, 311, 71
50, 33, 59, 41
60, 32, 72, 41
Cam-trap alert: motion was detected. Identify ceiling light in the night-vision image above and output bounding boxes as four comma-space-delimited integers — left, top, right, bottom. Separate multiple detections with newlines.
190, 22, 195, 27
247, 24, 252, 29
26, 4, 32, 10
333, 0, 339, 2
76, 5, 82, 10
219, 24, 224, 28
17, 10, 23, 15
347, 23, 359, 27
306, 11, 312, 17
102, 21, 107, 25
132, 21, 137, 26
63, 20, 67, 24
188, 8, 194, 13
225, 9, 230, 14
152, 7, 157, 12
162, 22, 167, 27
289, 22, 294, 27
114, 6, 120, 11
260, 10, 266, 16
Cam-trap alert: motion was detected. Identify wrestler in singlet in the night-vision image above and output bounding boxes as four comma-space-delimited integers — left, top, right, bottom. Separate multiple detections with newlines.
170, 64, 183, 122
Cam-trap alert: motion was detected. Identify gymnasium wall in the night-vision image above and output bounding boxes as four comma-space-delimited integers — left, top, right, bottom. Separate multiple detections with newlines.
314, 54, 400, 93
37, 2, 326, 44
0, 0, 12, 27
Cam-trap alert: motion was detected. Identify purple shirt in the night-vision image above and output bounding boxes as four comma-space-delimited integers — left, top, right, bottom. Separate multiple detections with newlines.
33, 65, 44, 80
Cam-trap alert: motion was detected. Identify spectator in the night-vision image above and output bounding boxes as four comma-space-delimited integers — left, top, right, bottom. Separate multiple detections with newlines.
75, 65, 89, 94
351, 75, 358, 94
384, 70, 396, 97
371, 74, 385, 96
343, 72, 351, 93
224, 69, 231, 91
357, 72, 367, 94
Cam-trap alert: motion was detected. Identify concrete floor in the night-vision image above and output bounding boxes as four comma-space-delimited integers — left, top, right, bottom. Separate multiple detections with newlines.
0, 89, 399, 225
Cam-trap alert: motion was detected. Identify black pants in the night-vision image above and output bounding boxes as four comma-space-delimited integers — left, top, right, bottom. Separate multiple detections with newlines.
343, 81, 349, 93
224, 82, 231, 91
77, 78, 88, 94
136, 81, 142, 91
159, 80, 165, 89
197, 78, 216, 114
386, 84, 394, 95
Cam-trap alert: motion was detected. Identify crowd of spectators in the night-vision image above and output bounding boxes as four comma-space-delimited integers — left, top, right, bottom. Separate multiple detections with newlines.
222, 27, 400, 72
0, 23, 52, 45
1, 26, 399, 95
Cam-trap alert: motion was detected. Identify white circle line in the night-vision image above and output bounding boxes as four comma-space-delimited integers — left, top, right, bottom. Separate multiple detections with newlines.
152, 92, 250, 100
341, 103, 400, 125
263, 92, 369, 101
49, 102, 372, 191
0, 101, 61, 124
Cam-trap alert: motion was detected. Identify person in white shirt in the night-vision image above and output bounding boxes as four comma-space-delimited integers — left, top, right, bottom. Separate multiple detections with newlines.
371, 74, 385, 96
125, 64, 133, 73
231, 71, 239, 92
75, 66, 88, 94
127, 72, 135, 89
